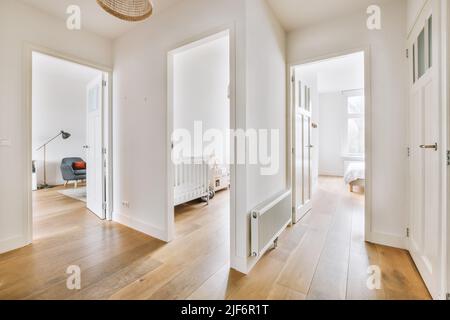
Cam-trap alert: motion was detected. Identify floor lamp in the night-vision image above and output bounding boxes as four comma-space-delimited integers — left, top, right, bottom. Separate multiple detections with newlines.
36, 130, 71, 189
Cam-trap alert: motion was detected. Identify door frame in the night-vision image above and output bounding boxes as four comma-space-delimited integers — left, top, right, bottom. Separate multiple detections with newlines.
288, 47, 373, 241
166, 26, 237, 260
23, 43, 114, 244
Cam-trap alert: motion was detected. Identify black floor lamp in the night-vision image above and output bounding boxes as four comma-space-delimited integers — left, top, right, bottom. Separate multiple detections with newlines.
36, 130, 71, 189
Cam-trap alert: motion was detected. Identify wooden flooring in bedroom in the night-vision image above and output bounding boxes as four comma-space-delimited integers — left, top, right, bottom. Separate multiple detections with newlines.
0, 177, 430, 300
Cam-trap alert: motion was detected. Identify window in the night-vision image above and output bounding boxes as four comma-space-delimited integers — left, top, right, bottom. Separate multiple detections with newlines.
345, 95, 365, 157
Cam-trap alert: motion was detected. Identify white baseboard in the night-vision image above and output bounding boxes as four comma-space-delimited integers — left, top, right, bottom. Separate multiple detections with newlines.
0, 235, 29, 255
113, 212, 168, 242
367, 231, 407, 250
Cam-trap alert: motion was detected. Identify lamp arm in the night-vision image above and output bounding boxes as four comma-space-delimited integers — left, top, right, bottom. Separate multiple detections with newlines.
36, 132, 63, 151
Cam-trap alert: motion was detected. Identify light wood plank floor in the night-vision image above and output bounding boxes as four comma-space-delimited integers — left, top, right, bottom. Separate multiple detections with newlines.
0, 177, 431, 300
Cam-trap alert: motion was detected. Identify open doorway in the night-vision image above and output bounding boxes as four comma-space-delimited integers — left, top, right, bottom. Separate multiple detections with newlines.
291, 51, 368, 236
31, 51, 111, 240
167, 30, 233, 253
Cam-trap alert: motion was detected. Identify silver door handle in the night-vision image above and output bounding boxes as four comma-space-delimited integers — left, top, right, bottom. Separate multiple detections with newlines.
419, 143, 438, 151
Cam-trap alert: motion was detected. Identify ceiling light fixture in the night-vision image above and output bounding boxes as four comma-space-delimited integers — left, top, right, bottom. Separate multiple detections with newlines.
96, 0, 153, 22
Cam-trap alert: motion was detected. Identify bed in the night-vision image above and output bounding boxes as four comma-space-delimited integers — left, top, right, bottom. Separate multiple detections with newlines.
344, 162, 365, 193
174, 158, 210, 206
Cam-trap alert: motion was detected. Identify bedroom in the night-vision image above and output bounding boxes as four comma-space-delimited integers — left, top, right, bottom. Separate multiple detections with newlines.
292, 51, 366, 225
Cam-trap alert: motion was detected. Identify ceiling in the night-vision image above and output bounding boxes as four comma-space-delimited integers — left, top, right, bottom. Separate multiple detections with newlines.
297, 52, 364, 93
19, 0, 182, 39
267, 0, 376, 32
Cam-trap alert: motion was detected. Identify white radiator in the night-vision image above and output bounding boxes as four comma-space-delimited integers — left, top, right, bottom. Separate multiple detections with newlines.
174, 158, 210, 206
251, 190, 292, 258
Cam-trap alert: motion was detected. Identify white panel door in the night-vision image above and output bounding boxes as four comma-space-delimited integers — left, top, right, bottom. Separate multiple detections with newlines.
86, 76, 105, 219
293, 77, 312, 223
408, 1, 441, 299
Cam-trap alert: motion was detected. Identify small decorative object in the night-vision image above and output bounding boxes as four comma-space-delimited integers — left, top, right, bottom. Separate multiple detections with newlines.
97, 0, 153, 22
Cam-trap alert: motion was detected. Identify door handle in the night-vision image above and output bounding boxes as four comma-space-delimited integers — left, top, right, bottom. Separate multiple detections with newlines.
419, 143, 438, 151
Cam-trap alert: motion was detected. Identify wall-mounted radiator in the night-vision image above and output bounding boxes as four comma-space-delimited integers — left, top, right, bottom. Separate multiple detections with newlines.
251, 190, 292, 258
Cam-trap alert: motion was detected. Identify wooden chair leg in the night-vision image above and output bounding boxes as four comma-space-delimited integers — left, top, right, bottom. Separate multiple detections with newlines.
75, 181, 78, 189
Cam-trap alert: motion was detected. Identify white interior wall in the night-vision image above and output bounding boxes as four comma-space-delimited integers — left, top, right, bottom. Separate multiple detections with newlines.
32, 53, 101, 186
407, 0, 428, 34
245, 0, 287, 270
173, 35, 230, 160
288, 0, 409, 247
318, 92, 347, 177
0, 0, 112, 254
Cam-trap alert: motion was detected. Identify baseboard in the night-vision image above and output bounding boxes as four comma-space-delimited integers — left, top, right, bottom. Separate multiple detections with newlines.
113, 212, 168, 242
367, 231, 407, 250
0, 235, 29, 255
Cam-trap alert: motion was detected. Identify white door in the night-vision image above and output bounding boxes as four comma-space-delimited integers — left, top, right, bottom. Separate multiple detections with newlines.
86, 75, 105, 219
408, 1, 442, 299
293, 75, 313, 223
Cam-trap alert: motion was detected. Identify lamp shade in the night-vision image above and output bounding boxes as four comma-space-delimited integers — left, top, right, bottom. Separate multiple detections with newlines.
97, 0, 153, 22
61, 131, 71, 140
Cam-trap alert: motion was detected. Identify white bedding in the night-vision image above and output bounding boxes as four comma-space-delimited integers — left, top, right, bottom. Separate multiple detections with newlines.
344, 162, 365, 185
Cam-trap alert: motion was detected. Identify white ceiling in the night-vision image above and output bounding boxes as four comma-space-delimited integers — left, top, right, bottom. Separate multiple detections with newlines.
297, 52, 364, 93
19, 0, 182, 39
267, 0, 376, 32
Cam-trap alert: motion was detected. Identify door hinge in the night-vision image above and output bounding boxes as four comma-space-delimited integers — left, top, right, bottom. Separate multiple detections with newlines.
406, 48, 409, 59
447, 150, 450, 166
406, 228, 410, 238
291, 75, 295, 83
102, 80, 107, 87
102, 147, 107, 155
407, 147, 411, 157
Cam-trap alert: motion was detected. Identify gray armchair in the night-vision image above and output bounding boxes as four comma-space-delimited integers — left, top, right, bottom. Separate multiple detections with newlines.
61, 157, 86, 188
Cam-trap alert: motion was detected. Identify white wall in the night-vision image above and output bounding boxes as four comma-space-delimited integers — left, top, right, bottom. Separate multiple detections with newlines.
173, 35, 230, 160
245, 0, 287, 270
32, 53, 101, 186
407, 0, 427, 34
318, 92, 347, 177
288, 0, 409, 247
0, 0, 112, 254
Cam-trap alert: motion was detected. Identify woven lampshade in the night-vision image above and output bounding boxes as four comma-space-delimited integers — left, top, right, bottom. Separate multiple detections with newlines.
97, 0, 153, 22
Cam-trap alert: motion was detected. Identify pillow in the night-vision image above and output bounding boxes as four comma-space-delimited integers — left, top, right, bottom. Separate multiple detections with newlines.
72, 161, 87, 170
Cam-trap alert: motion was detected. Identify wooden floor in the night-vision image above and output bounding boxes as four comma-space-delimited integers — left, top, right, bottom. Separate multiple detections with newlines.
0, 177, 430, 300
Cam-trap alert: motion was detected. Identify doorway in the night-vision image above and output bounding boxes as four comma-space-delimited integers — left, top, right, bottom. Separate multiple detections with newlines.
167, 30, 234, 253
290, 50, 370, 237
28, 49, 112, 241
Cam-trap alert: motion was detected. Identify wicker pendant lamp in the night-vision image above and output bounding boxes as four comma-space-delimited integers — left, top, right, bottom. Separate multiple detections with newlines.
97, 0, 153, 22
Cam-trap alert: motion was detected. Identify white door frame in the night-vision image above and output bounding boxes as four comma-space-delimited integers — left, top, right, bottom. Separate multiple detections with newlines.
166, 26, 237, 262
23, 43, 114, 244
288, 47, 373, 241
